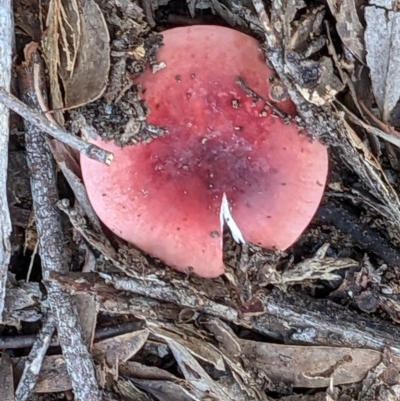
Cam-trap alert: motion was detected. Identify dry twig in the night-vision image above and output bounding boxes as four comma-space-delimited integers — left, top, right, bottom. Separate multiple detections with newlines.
17, 49, 102, 401
15, 314, 56, 401
0, 320, 143, 350
50, 271, 400, 356
0, 0, 13, 322
0, 87, 113, 165
0, 352, 14, 401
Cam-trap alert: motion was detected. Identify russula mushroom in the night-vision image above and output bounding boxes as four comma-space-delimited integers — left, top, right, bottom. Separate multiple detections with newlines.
81, 25, 328, 278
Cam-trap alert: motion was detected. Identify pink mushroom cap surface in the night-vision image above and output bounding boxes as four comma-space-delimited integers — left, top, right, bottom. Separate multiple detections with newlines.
81, 25, 329, 278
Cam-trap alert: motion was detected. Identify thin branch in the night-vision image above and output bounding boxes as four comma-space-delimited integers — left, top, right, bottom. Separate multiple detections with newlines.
50, 271, 400, 357
18, 49, 102, 401
0, 86, 113, 165
0, 0, 13, 321
19, 66, 69, 275
344, 100, 400, 149
15, 314, 56, 401
0, 320, 144, 350
0, 352, 14, 401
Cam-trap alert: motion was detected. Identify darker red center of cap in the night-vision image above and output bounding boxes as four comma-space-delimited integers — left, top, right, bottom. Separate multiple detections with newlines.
81, 25, 328, 278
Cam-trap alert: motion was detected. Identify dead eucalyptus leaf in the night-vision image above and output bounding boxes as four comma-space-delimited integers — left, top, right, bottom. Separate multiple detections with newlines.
42, 0, 110, 113
74, 293, 97, 350
148, 323, 225, 372
240, 341, 391, 388
203, 317, 400, 389
147, 322, 266, 400
365, 3, 400, 123
92, 329, 149, 369
326, 0, 365, 63
203, 318, 241, 357
120, 361, 178, 381
60, 0, 110, 109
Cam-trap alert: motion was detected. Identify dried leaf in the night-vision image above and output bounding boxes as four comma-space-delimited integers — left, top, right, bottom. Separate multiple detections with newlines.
149, 324, 225, 372
208, 0, 251, 32
203, 318, 241, 357
92, 329, 149, 368
240, 340, 397, 388
59, 0, 110, 109
150, 328, 228, 400
149, 319, 266, 400
365, 3, 400, 122
326, 0, 365, 63
120, 361, 178, 381
74, 293, 97, 350
42, 0, 110, 113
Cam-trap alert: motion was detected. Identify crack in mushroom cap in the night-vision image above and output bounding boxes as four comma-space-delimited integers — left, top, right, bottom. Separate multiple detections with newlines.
81, 26, 329, 278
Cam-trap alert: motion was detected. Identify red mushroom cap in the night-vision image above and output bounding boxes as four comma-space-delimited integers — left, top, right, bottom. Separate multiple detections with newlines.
81, 25, 328, 278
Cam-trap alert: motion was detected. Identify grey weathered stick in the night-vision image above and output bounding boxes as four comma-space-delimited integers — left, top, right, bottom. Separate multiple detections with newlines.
18, 52, 102, 401
15, 314, 56, 401
51, 271, 400, 357
0, 87, 113, 165
0, 352, 14, 401
0, 0, 13, 322
0, 320, 143, 350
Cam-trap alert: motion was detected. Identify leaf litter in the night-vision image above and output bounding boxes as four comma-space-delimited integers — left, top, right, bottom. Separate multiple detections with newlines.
4, 0, 400, 400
